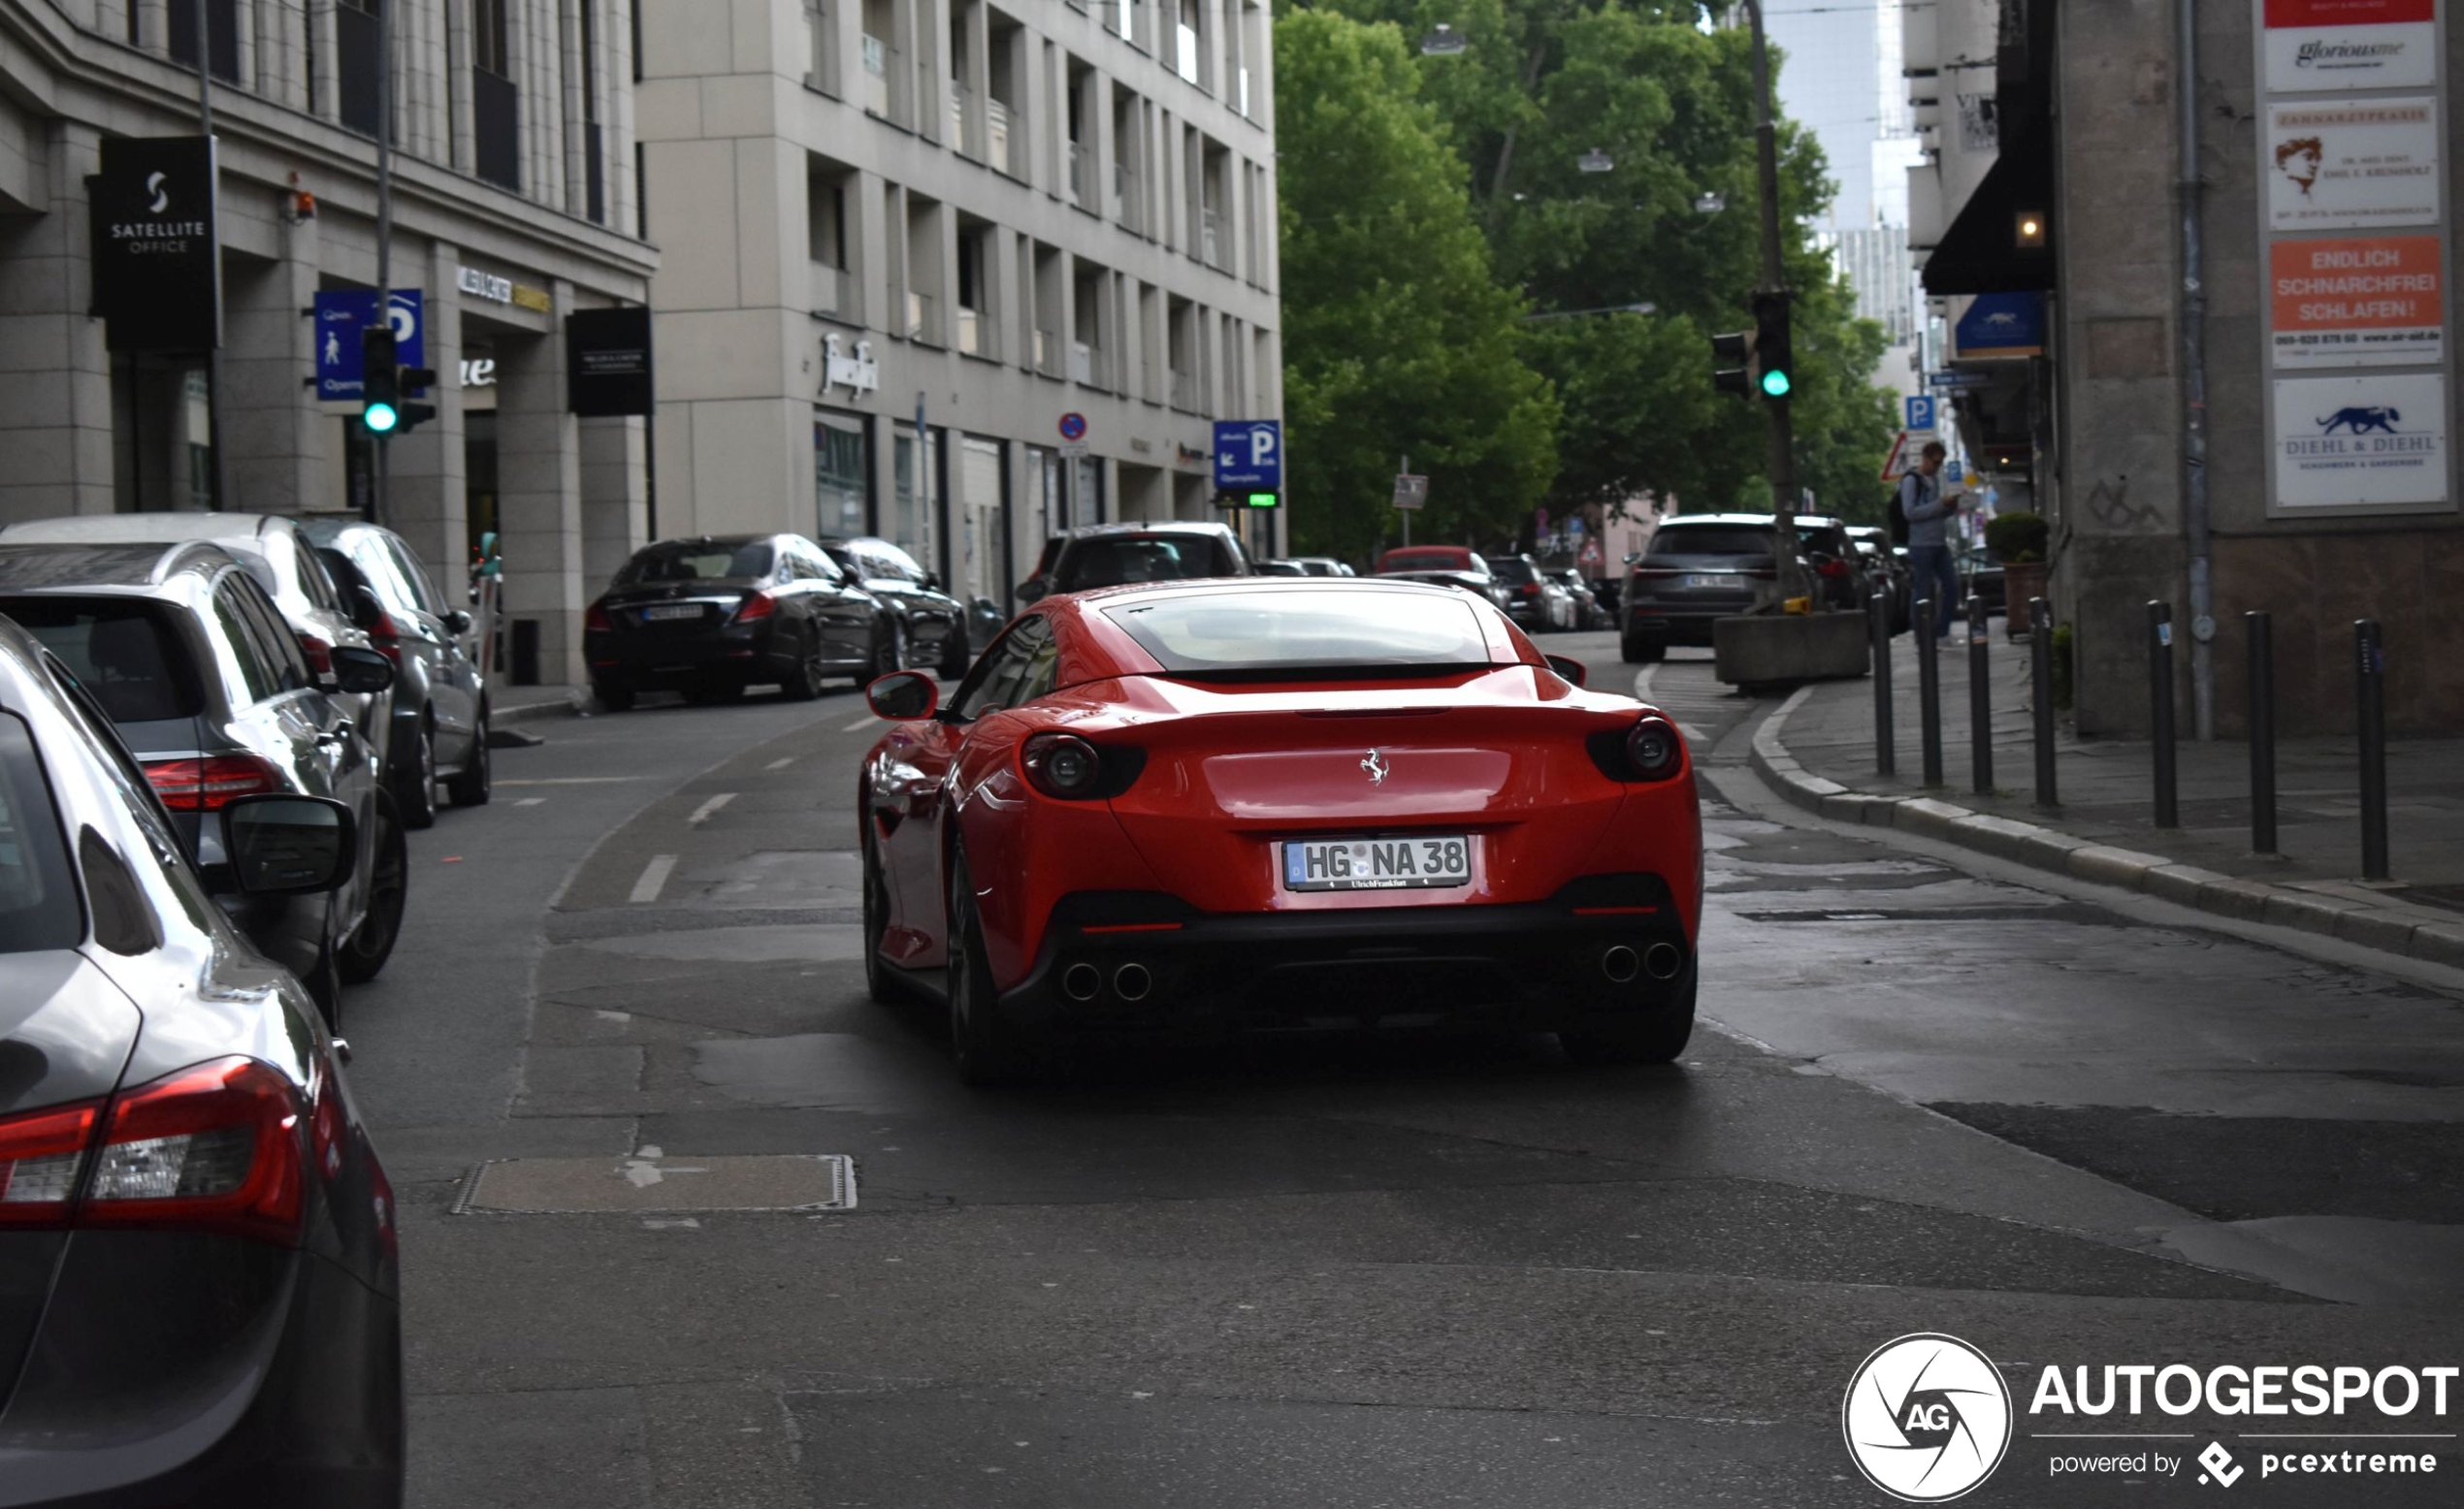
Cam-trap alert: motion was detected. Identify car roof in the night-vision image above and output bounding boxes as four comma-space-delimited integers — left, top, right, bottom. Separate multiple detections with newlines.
642, 533, 775, 548
1057, 521, 1236, 541
0, 510, 296, 545
0, 539, 237, 593
1066, 574, 1473, 609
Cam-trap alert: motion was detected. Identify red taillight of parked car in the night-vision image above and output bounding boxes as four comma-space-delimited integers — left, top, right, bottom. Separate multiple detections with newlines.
1521, 582, 1541, 596
79, 1058, 308, 1246
297, 635, 335, 675
142, 754, 286, 812
584, 600, 612, 633
1817, 559, 1851, 579
733, 591, 777, 624
0, 1099, 102, 1228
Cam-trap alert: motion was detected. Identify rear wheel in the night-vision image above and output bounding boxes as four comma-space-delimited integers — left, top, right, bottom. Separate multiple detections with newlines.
395, 719, 438, 829
783, 628, 828, 701
339, 796, 407, 984
446, 710, 491, 807
593, 678, 636, 712
947, 851, 1034, 1087
1560, 974, 1696, 1066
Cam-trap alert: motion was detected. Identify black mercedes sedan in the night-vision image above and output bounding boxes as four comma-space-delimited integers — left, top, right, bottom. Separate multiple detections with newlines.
586, 534, 886, 709
0, 613, 402, 1505
817, 536, 973, 680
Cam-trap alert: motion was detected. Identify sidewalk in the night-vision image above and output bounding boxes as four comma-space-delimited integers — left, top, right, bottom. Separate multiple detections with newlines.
1748, 623, 2464, 971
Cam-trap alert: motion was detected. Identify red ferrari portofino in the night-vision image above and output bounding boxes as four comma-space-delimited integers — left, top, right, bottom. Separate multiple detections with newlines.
858, 578, 1702, 1083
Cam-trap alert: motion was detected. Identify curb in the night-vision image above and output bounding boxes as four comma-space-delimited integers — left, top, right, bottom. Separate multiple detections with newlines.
491, 690, 586, 726
1747, 693, 2464, 973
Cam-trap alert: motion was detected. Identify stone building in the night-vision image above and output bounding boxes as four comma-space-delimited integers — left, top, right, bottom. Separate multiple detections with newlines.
0, 0, 658, 686
633, 0, 1284, 615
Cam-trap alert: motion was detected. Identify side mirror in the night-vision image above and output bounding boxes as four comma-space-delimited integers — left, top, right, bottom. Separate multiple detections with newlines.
865, 670, 940, 722
443, 608, 474, 636
1622, 552, 1642, 566
923, 571, 942, 592
1543, 655, 1588, 689
1015, 579, 1049, 605
329, 644, 397, 695
219, 795, 356, 896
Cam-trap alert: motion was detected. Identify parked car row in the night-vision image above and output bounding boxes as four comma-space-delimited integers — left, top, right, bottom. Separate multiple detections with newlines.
1368, 545, 1589, 634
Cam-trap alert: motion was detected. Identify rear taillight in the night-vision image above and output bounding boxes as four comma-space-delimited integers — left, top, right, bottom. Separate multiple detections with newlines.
0, 1100, 101, 1228
1625, 717, 1685, 781
81, 1057, 307, 1246
585, 600, 612, 632
142, 754, 286, 812
733, 591, 776, 624
298, 635, 335, 675
366, 610, 405, 665
1521, 583, 1541, 596
1818, 559, 1850, 579
1021, 732, 1104, 799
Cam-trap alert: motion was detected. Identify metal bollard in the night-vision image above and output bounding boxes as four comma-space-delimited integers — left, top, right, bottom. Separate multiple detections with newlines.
2030, 597, 2057, 810
2247, 611, 2276, 855
2149, 600, 2178, 828
1966, 594, 1992, 794
1915, 598, 1943, 787
1870, 592, 1896, 778
2357, 619, 2389, 881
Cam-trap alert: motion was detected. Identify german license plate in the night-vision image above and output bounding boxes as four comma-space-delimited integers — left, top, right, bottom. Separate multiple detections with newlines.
1283, 835, 1472, 892
641, 604, 702, 622
1683, 573, 1731, 589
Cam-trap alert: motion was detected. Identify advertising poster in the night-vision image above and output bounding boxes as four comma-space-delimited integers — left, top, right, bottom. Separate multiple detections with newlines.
2264, 0, 2439, 91
2268, 234, 2445, 366
2265, 96, 2440, 229
2272, 370, 2448, 506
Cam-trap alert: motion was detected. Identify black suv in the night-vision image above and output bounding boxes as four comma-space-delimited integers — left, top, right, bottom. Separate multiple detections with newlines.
1619, 514, 1860, 662
1016, 522, 1250, 603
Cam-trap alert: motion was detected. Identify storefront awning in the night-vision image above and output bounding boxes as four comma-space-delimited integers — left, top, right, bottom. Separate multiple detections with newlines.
1921, 120, 2055, 297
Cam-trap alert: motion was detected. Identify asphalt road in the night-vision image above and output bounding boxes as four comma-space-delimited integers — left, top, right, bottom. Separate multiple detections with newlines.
343, 634, 2464, 1507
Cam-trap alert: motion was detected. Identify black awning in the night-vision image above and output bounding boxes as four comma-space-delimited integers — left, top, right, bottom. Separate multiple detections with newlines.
1921, 119, 2055, 296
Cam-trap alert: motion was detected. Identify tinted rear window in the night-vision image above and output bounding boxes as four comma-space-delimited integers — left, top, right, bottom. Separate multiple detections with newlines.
1492, 558, 1539, 584
0, 712, 81, 954
1056, 537, 1221, 592
1379, 549, 1477, 573
0, 599, 202, 722
1649, 527, 1773, 557
618, 541, 775, 584
1106, 589, 1491, 678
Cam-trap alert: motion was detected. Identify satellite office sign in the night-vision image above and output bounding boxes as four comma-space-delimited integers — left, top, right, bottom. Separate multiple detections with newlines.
2264, 0, 2437, 93
2272, 371, 2448, 508
91, 137, 220, 352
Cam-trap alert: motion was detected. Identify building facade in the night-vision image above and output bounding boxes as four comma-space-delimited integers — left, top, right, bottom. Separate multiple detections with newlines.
634, 0, 1283, 618
0, 0, 660, 687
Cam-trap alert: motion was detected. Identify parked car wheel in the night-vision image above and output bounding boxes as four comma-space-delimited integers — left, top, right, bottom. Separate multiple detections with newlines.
782, 627, 829, 701
594, 678, 636, 712
447, 710, 492, 807
339, 797, 408, 984
396, 718, 438, 830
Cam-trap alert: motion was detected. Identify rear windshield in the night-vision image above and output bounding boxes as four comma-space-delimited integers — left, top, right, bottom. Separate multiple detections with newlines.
0, 713, 81, 954
1648, 526, 1773, 557
1056, 537, 1221, 592
1106, 589, 1491, 679
1492, 558, 1540, 584
618, 541, 775, 585
1380, 549, 1478, 574
0, 599, 203, 722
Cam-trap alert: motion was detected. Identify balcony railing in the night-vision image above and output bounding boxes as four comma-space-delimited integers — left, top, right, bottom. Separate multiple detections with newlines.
906, 290, 939, 344
950, 82, 971, 156
1113, 164, 1141, 234
1201, 208, 1224, 271
1033, 328, 1059, 376
988, 98, 1017, 176
956, 305, 982, 356
811, 263, 847, 317
1169, 369, 1198, 410
1071, 340, 1098, 386
1067, 144, 1095, 210
861, 34, 891, 116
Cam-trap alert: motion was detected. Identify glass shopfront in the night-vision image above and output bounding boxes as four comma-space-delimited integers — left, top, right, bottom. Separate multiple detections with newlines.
814, 409, 870, 540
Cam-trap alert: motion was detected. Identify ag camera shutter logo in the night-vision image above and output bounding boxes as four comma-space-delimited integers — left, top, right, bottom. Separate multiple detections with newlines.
1843, 1332, 2013, 1501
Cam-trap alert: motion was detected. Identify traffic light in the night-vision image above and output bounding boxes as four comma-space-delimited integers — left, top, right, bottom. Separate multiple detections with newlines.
1753, 290, 1794, 400
361, 327, 400, 433
1710, 329, 1756, 401
1216, 491, 1281, 510
396, 363, 438, 434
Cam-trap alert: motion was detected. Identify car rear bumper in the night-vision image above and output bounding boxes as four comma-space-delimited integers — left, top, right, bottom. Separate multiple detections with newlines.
587, 623, 868, 686
997, 877, 1693, 1039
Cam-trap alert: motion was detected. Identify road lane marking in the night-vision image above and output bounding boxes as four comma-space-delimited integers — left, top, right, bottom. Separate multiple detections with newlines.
842, 713, 880, 732
1680, 722, 1708, 742
499, 777, 639, 787
688, 793, 736, 826
516, 797, 546, 807
630, 854, 677, 903
766, 756, 794, 770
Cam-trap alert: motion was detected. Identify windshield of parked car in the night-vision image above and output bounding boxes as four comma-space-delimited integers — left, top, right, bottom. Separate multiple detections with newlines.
0, 712, 81, 954
1647, 527, 1772, 557
618, 541, 775, 585
1107, 589, 1491, 679
1491, 558, 1540, 585
1056, 537, 1221, 592
0, 599, 203, 723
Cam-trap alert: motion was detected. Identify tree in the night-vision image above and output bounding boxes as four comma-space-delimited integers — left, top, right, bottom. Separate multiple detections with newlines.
1308, 1, 1900, 523
1276, 10, 1560, 562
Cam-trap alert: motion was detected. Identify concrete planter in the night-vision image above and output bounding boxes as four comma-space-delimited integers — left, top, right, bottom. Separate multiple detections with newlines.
1712, 611, 1871, 688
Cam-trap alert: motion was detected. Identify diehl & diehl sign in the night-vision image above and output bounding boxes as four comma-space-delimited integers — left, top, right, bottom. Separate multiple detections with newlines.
91, 137, 221, 352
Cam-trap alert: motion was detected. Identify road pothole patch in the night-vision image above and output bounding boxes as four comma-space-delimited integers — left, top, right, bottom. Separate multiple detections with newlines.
453, 1152, 858, 1213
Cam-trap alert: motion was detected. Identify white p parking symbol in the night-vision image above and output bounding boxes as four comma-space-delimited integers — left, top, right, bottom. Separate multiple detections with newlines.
1250, 428, 1276, 466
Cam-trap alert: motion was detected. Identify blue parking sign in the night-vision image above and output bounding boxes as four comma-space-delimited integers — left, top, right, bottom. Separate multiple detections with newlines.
313, 289, 426, 401
1905, 395, 1937, 433
1213, 420, 1281, 491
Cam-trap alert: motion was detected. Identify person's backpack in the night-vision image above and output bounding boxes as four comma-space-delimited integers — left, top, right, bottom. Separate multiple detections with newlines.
1888, 483, 1911, 546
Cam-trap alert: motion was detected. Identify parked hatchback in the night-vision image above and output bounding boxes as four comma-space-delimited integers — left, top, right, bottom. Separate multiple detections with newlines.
0, 612, 404, 1504
304, 519, 491, 829
588, 534, 887, 708
0, 542, 401, 1020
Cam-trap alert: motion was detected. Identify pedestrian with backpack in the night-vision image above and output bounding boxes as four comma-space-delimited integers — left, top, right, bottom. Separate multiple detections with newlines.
1898, 441, 1964, 639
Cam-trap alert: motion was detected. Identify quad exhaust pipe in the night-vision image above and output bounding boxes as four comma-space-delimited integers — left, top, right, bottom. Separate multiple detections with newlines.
1600, 946, 1640, 984
1061, 963, 1101, 1003
1602, 942, 1687, 984
1642, 942, 1684, 981
1114, 962, 1152, 1003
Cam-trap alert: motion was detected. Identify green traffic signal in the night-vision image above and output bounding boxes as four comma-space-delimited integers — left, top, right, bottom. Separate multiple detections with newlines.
1247, 492, 1280, 509
1760, 368, 1792, 399
365, 401, 402, 433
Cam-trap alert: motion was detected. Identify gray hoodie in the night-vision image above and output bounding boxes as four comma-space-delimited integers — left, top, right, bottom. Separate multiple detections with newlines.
1898, 468, 1956, 548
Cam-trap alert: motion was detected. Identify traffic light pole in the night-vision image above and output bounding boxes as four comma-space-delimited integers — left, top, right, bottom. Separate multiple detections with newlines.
371, 0, 395, 528
192, 0, 231, 512
1744, 0, 1805, 607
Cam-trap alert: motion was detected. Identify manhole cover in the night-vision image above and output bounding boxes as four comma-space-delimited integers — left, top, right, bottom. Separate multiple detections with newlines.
454, 1152, 858, 1214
